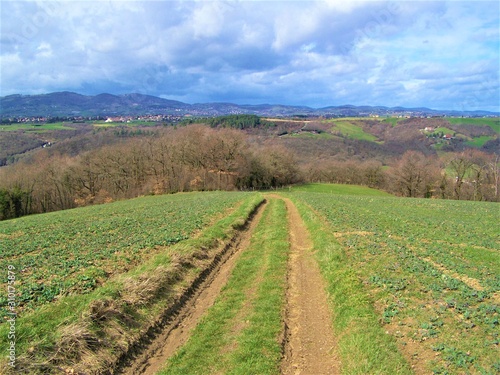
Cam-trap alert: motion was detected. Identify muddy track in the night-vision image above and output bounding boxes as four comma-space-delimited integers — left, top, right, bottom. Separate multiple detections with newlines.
281, 198, 339, 375
114, 200, 267, 375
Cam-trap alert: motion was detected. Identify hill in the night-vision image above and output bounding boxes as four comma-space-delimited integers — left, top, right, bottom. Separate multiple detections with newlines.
1, 92, 499, 118
0, 92, 190, 117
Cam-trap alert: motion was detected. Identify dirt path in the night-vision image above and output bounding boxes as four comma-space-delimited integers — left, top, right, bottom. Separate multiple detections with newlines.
117, 201, 267, 375
281, 198, 340, 375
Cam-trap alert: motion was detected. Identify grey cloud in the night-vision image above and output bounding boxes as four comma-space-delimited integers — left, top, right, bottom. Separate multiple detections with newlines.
0, 1, 498, 111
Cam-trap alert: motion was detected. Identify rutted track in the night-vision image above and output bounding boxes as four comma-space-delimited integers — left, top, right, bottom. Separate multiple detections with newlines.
115, 200, 267, 375
281, 197, 339, 375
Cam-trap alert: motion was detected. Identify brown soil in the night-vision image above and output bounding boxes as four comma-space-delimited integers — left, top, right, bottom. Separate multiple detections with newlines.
116, 201, 267, 375
422, 257, 485, 291
281, 198, 340, 375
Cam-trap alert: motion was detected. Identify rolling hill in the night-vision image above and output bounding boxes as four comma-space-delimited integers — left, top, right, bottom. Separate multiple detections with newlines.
1, 92, 498, 118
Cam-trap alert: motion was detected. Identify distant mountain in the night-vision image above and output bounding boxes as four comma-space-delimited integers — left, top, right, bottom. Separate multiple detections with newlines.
0, 92, 498, 118
0, 92, 191, 117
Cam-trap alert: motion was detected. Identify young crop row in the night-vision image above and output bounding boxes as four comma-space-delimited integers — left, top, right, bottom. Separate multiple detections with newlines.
0, 192, 250, 320
294, 192, 499, 374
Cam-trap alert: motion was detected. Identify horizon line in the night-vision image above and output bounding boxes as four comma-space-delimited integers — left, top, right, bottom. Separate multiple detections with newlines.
1, 91, 499, 114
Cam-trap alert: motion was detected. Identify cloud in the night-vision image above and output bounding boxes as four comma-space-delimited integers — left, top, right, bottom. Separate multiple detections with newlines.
0, 0, 498, 111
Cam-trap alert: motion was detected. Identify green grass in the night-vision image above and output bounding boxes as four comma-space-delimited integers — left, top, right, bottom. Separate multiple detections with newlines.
287, 131, 335, 139
447, 117, 500, 134
0, 192, 264, 373
159, 198, 289, 375
292, 193, 500, 374
383, 117, 401, 127
0, 122, 74, 132
287, 183, 391, 196
0, 192, 251, 319
431, 126, 455, 135
328, 120, 379, 142
466, 135, 496, 147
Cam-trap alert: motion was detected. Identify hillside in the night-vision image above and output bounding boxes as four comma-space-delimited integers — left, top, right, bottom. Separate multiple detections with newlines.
0, 185, 498, 374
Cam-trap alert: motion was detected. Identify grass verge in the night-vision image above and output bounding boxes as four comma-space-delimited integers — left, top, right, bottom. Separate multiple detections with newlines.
289, 196, 413, 374
159, 198, 289, 375
0, 193, 264, 374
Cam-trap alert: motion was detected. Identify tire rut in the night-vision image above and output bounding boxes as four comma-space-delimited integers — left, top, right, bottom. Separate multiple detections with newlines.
115, 200, 267, 375
281, 198, 340, 375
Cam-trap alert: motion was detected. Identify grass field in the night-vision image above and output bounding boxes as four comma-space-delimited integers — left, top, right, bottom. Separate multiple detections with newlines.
466, 135, 496, 147
383, 117, 401, 126
0, 122, 75, 132
288, 182, 392, 196
287, 131, 335, 139
328, 119, 379, 142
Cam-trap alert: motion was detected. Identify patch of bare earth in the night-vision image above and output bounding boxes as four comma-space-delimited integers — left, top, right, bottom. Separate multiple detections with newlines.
281, 198, 340, 375
116, 201, 267, 375
422, 257, 485, 292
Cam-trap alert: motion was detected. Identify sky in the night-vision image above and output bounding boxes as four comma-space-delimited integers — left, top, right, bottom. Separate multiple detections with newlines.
1, 0, 499, 112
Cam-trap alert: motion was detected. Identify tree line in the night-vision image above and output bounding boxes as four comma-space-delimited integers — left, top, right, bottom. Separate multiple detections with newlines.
303, 149, 499, 201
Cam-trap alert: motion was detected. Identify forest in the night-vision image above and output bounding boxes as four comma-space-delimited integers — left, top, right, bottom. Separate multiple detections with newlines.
0, 116, 498, 220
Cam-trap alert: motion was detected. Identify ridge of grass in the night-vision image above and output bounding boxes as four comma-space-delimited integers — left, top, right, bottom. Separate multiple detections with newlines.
0, 193, 264, 374
288, 196, 413, 374
159, 198, 289, 375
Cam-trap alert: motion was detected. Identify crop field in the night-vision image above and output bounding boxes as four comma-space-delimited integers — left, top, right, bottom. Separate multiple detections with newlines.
92, 120, 161, 128
292, 190, 500, 374
1, 184, 498, 374
0, 191, 249, 320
